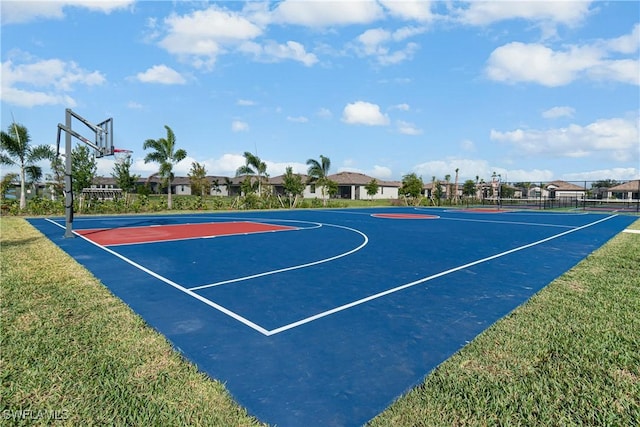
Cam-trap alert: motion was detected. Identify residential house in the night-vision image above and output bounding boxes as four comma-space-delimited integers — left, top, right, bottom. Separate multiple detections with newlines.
606, 180, 640, 200
527, 181, 586, 200
327, 172, 400, 200
268, 174, 318, 199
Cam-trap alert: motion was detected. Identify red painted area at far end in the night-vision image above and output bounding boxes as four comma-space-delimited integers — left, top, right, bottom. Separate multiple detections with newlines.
75, 221, 297, 246
371, 213, 439, 219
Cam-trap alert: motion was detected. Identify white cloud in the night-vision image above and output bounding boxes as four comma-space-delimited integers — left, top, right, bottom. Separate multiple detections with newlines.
271, 0, 384, 27
231, 120, 249, 132
490, 117, 639, 162
287, 116, 309, 123
562, 168, 640, 181
353, 26, 423, 65
207, 153, 246, 176
342, 101, 390, 126
1, 56, 105, 107
486, 42, 599, 86
412, 159, 555, 183
158, 6, 262, 69
237, 99, 256, 106
379, 0, 435, 22
604, 23, 640, 54
1, 0, 133, 24
369, 165, 393, 180
136, 65, 186, 85
456, 1, 593, 27
587, 59, 640, 86
390, 103, 410, 111
460, 139, 476, 152
316, 108, 332, 118
542, 106, 575, 119
239, 40, 318, 66
486, 25, 640, 87
396, 120, 422, 135
264, 160, 308, 177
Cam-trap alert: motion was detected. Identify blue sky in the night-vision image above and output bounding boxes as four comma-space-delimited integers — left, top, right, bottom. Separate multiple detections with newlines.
1, 0, 639, 183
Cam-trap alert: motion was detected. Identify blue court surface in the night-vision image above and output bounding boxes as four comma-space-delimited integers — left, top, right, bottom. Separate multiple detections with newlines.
28, 207, 637, 426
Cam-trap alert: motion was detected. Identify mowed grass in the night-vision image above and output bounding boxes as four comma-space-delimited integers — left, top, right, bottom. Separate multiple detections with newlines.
1, 217, 264, 426
2, 216, 639, 426
369, 218, 640, 426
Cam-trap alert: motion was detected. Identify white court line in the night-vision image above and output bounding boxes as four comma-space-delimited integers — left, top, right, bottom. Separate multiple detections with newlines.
623, 229, 640, 234
322, 207, 578, 228
264, 214, 618, 335
436, 216, 576, 228
44, 214, 618, 337
189, 222, 368, 290
44, 218, 271, 336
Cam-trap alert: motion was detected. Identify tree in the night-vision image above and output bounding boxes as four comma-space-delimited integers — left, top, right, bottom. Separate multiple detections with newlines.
365, 179, 379, 200
236, 151, 267, 196
112, 156, 140, 194
306, 154, 331, 205
399, 173, 423, 205
325, 179, 338, 199
26, 165, 44, 197
282, 166, 305, 208
71, 145, 98, 195
432, 176, 443, 206
143, 125, 187, 210
224, 176, 233, 197
47, 155, 65, 199
462, 179, 476, 201
453, 168, 460, 204
0, 123, 53, 209
1, 173, 18, 201
188, 161, 210, 197
444, 174, 451, 202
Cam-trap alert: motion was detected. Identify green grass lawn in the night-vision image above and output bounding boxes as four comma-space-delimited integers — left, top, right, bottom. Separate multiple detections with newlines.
2, 216, 639, 426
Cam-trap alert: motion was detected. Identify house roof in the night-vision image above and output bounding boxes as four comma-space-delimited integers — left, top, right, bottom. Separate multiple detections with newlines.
327, 171, 400, 187
609, 179, 640, 191
546, 180, 585, 191
268, 174, 310, 185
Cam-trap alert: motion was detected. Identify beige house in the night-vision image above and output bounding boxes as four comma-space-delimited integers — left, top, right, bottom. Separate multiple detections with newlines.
268, 173, 318, 199
528, 181, 586, 200
328, 172, 400, 200
606, 180, 640, 200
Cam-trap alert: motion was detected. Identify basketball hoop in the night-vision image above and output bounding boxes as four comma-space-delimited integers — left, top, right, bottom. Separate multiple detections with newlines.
113, 148, 133, 164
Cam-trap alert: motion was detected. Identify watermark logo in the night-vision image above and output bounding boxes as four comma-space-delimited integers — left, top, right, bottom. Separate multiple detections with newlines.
2, 409, 69, 421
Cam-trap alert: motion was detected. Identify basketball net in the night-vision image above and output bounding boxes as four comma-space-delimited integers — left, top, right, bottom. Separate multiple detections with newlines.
113, 148, 133, 164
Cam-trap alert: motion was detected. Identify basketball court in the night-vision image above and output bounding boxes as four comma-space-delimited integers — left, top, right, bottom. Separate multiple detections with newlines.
27, 207, 636, 426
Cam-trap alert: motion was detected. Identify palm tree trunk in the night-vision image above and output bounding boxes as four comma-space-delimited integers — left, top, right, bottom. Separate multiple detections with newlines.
19, 168, 26, 210
167, 179, 172, 209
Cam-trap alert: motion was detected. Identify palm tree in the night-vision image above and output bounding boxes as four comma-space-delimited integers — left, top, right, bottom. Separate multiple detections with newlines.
143, 125, 187, 210
224, 176, 233, 197
236, 151, 267, 196
0, 123, 53, 210
444, 174, 451, 203
453, 168, 460, 204
306, 155, 331, 205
